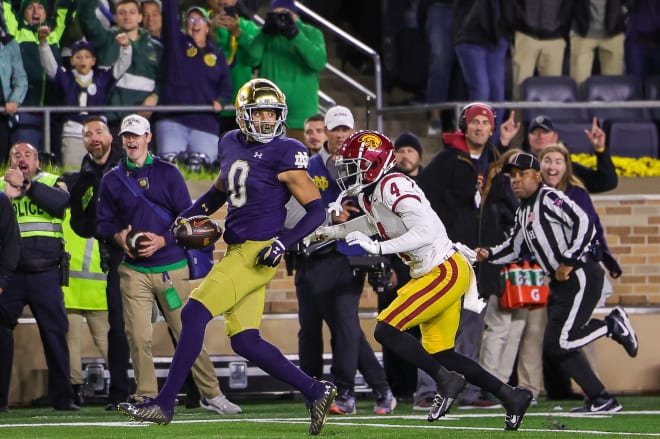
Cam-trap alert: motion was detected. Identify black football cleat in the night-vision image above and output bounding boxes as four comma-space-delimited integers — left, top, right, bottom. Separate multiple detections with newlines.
606, 306, 638, 357
501, 386, 533, 431
427, 370, 466, 421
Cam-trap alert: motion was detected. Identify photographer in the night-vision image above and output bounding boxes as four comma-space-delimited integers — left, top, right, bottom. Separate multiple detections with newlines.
208, 0, 260, 132
244, 0, 326, 143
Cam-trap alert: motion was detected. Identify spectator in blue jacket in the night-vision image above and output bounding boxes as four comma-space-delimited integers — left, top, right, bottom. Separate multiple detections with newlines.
0, 23, 27, 162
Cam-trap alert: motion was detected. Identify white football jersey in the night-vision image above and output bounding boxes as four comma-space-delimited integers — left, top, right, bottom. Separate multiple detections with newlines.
358, 173, 455, 278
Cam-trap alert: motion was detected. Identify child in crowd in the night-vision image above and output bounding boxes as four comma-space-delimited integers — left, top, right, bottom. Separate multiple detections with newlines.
38, 29, 131, 166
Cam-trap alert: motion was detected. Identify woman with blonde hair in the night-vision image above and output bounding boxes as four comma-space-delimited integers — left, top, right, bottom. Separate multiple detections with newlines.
539, 144, 621, 279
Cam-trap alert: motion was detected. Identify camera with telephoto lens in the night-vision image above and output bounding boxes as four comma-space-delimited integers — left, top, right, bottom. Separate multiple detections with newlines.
348, 255, 392, 293
223, 5, 237, 16
275, 11, 289, 29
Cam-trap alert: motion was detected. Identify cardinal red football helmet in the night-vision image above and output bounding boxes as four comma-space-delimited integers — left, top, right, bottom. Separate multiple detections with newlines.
336, 130, 396, 195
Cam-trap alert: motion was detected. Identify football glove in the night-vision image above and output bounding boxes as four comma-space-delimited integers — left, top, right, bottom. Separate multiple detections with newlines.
257, 239, 286, 267
346, 231, 381, 255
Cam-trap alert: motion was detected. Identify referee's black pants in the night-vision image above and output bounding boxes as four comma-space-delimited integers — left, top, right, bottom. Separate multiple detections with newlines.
544, 260, 608, 400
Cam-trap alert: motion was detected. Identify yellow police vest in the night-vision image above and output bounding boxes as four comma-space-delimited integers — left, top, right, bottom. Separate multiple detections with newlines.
0, 172, 64, 239
62, 209, 108, 310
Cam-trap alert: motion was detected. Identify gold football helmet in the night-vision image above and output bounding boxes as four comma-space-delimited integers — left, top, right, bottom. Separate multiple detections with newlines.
235, 78, 288, 143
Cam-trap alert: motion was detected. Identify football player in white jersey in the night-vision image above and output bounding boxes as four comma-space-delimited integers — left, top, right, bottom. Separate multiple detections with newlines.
314, 130, 533, 430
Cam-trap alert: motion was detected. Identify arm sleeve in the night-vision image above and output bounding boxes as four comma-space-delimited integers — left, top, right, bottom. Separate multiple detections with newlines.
572, 150, 618, 193
379, 198, 440, 254
78, 0, 113, 50
546, 192, 594, 266
26, 180, 70, 218
8, 42, 28, 104
38, 42, 59, 79
278, 198, 325, 248
290, 22, 327, 72
178, 183, 227, 219
112, 44, 132, 79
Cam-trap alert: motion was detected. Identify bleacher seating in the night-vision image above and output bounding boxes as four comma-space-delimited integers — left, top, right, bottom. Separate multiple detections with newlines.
608, 122, 659, 158
582, 75, 647, 123
520, 76, 586, 124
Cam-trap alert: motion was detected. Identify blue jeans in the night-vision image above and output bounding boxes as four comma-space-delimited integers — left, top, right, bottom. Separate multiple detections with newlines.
155, 119, 220, 163
425, 3, 455, 104
625, 38, 660, 83
455, 37, 509, 139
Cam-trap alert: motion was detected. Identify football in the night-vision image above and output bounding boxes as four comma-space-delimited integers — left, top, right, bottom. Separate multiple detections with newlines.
173, 215, 223, 249
126, 230, 150, 257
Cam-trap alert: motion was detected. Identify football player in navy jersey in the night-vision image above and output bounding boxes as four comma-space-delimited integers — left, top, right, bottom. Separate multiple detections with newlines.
118, 79, 336, 435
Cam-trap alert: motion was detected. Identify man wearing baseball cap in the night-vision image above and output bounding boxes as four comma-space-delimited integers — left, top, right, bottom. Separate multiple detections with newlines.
97, 113, 241, 416
498, 114, 617, 193
418, 102, 515, 409
292, 104, 396, 415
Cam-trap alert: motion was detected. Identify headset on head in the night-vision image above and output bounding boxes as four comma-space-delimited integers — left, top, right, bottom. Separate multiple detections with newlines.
458, 102, 496, 133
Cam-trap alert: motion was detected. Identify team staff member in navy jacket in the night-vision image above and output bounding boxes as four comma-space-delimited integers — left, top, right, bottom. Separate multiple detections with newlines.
155, 1, 232, 165
96, 114, 240, 414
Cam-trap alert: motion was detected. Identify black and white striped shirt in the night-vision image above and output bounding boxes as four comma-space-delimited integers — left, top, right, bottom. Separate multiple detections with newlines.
489, 185, 595, 275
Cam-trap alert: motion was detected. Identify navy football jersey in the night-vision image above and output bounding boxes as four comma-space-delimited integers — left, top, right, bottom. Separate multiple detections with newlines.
219, 130, 310, 244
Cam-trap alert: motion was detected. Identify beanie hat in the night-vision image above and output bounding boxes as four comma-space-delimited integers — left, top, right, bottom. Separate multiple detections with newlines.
270, 0, 297, 13
394, 131, 422, 158
20, 0, 48, 18
464, 103, 495, 130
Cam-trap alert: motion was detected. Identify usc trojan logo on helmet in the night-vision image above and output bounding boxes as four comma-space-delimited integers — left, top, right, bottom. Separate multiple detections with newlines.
357, 132, 383, 150
336, 130, 396, 196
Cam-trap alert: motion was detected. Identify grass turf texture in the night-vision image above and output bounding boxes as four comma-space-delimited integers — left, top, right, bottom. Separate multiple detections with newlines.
0, 395, 658, 438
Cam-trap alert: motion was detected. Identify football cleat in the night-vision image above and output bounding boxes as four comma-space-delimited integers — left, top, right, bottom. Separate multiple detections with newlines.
606, 306, 638, 357
117, 396, 173, 425
501, 387, 533, 431
309, 380, 337, 435
427, 369, 466, 421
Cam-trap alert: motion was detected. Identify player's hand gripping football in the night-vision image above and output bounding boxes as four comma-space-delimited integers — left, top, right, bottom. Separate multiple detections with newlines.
257, 239, 286, 267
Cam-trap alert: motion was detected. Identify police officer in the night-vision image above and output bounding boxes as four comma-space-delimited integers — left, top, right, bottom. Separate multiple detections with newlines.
476, 152, 639, 413
0, 142, 77, 410
0, 184, 21, 412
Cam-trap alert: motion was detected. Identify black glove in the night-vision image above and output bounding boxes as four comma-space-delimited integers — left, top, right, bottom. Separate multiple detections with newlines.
279, 11, 298, 39
262, 12, 280, 35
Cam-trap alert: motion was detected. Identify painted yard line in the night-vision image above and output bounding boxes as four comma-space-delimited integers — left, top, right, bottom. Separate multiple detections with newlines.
1, 411, 659, 437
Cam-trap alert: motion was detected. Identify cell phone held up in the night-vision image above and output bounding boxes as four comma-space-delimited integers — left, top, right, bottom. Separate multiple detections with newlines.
223, 5, 237, 17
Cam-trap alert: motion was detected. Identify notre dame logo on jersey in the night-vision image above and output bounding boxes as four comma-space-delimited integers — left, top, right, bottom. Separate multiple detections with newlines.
293, 151, 309, 169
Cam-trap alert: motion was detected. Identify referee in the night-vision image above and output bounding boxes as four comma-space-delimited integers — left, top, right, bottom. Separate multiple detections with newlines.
476, 152, 639, 413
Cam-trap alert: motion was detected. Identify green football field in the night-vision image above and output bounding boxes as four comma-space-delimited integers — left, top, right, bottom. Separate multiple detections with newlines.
1, 395, 659, 438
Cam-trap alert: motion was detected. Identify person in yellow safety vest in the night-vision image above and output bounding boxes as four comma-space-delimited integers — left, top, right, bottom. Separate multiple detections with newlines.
0, 142, 78, 411
61, 197, 109, 407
